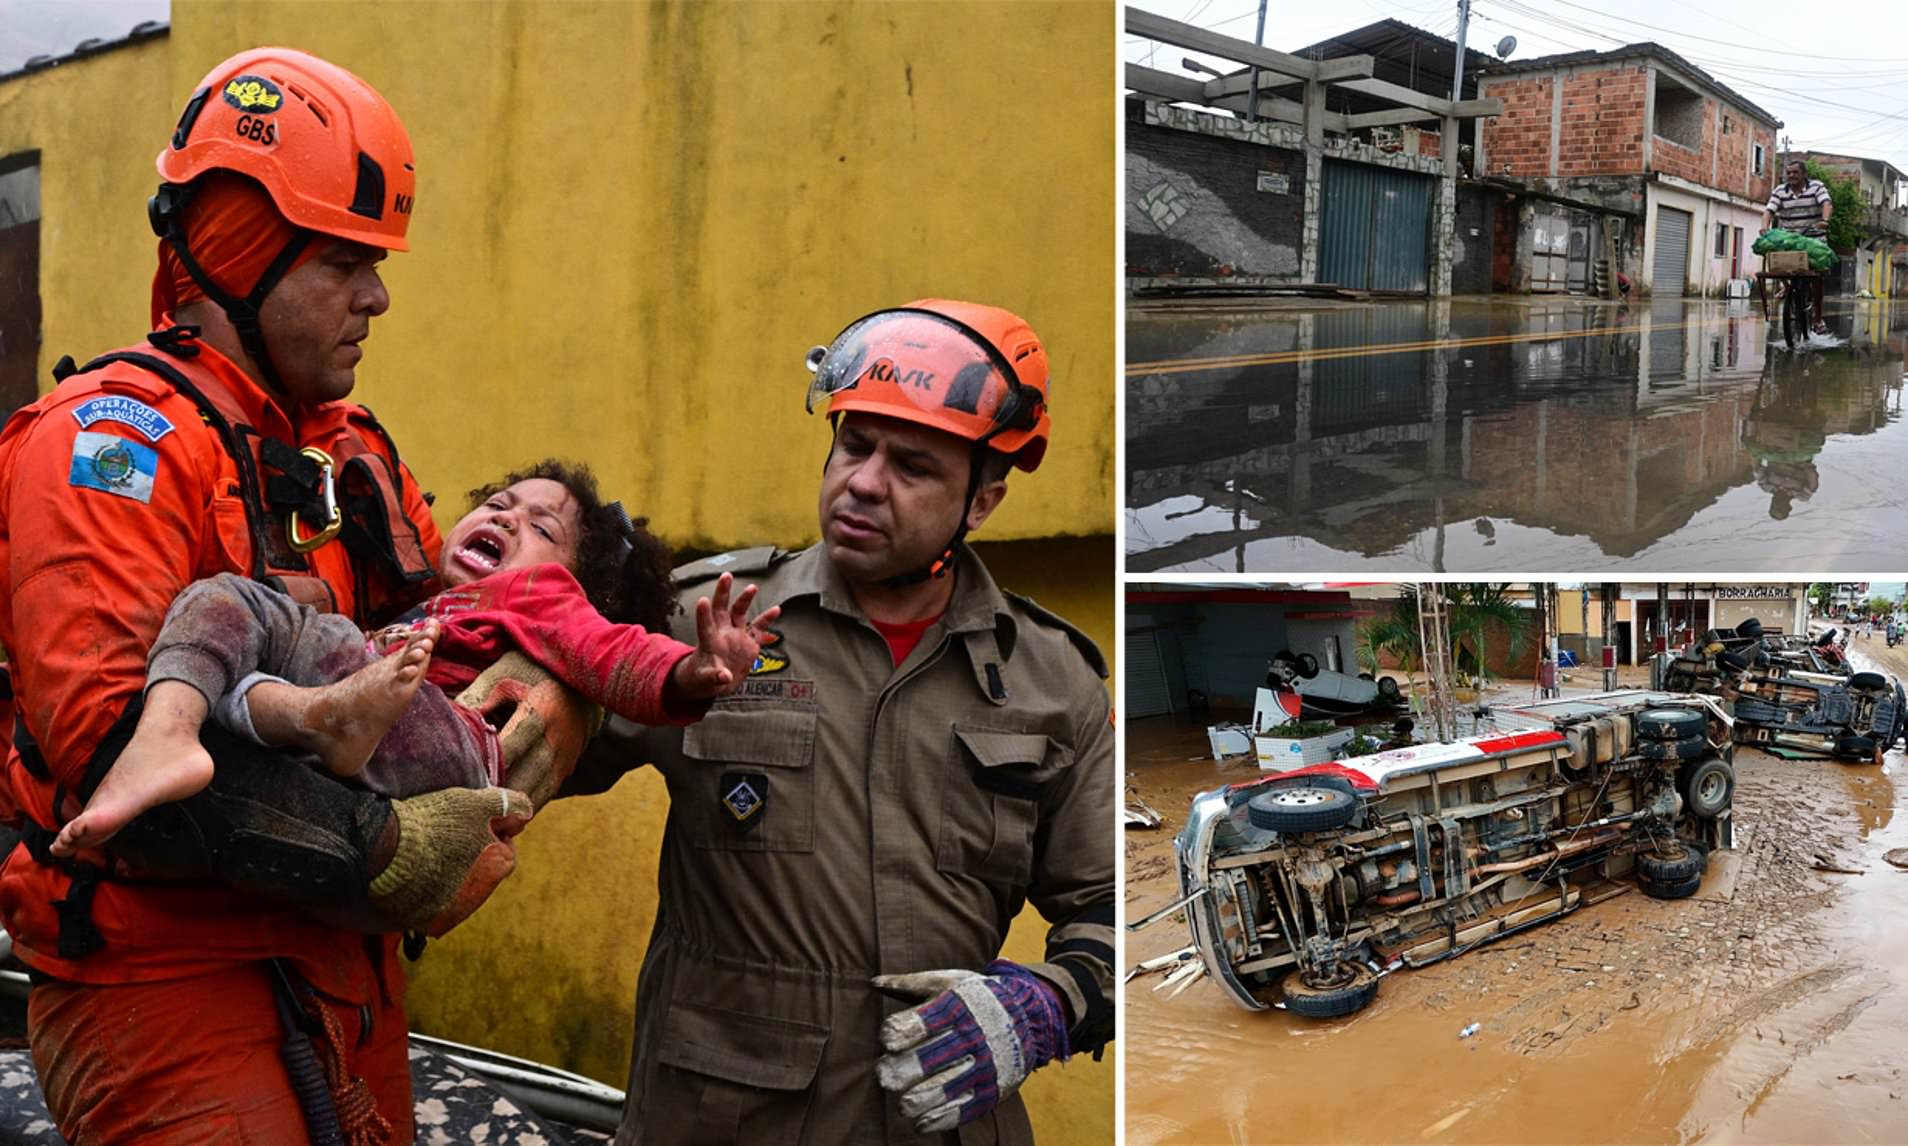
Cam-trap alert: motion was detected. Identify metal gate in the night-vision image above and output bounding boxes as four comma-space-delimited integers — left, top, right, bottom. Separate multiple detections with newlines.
1531, 211, 1568, 293
1319, 160, 1431, 293
1567, 222, 1591, 292
1654, 206, 1691, 297
1125, 631, 1173, 719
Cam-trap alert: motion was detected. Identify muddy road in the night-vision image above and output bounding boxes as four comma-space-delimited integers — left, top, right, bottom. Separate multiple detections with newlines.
1124, 672, 1908, 1144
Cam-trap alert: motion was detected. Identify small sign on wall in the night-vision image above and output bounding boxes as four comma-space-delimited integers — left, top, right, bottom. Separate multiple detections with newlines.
1256, 171, 1290, 194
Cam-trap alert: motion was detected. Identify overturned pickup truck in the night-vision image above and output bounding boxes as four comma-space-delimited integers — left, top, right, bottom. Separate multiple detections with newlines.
1170, 691, 1732, 1018
1653, 621, 1902, 762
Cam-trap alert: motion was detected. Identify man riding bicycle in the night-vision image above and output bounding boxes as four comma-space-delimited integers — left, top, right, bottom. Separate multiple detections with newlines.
1763, 159, 1834, 335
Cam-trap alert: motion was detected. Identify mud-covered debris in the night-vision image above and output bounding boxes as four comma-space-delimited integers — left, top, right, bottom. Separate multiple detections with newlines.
1884, 847, 1908, 869
1124, 800, 1163, 829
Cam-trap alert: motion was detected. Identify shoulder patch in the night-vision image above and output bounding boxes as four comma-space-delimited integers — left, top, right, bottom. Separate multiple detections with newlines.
71, 396, 177, 443
69, 431, 158, 503
1004, 591, 1108, 679
673, 545, 788, 586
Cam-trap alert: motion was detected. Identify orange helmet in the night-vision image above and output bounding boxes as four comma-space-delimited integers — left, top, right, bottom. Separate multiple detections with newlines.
804, 300, 1052, 471
155, 47, 414, 250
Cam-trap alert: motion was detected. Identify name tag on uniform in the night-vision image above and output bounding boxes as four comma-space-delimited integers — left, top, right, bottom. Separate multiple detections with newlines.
69, 432, 158, 504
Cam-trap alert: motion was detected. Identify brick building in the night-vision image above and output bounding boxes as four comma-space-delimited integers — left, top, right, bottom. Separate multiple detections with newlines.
1475, 42, 1779, 297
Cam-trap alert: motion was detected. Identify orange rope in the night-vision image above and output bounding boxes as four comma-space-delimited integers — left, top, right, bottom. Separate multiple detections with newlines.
310, 995, 394, 1146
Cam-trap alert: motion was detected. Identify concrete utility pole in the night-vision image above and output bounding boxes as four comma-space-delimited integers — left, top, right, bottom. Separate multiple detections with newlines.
1451, 0, 1472, 102
1247, 0, 1269, 123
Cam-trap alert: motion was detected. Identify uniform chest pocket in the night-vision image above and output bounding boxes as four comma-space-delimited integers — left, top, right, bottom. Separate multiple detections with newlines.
937, 727, 1068, 887
681, 697, 817, 853
196, 495, 254, 579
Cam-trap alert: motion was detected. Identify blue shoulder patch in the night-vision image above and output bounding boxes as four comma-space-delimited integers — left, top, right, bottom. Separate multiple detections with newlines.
71, 396, 176, 443
69, 431, 159, 504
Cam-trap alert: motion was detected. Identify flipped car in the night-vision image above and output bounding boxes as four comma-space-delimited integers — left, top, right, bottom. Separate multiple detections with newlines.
1262, 650, 1404, 722
1653, 620, 1902, 762
1169, 690, 1732, 1018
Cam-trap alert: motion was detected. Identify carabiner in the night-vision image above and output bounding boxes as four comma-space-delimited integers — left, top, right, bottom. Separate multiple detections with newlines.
286, 446, 342, 553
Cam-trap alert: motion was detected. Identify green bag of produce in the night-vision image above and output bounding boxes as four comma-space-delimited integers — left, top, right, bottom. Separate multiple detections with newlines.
1752, 227, 1836, 270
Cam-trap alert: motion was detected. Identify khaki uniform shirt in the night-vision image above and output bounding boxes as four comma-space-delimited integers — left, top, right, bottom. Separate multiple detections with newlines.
604, 543, 1113, 1146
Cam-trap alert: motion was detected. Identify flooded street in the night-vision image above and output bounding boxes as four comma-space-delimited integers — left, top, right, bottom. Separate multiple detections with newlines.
1126, 298, 1908, 573
1124, 659, 1908, 1144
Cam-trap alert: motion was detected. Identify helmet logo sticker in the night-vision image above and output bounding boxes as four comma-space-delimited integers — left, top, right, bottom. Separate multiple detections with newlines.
222, 75, 284, 114
867, 357, 936, 391
234, 115, 278, 147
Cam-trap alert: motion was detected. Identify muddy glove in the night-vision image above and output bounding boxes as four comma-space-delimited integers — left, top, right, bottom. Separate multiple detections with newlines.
366, 787, 532, 936
456, 652, 602, 807
872, 960, 1070, 1133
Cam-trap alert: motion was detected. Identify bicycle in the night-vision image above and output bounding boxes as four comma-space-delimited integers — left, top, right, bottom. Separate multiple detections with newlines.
1754, 267, 1822, 350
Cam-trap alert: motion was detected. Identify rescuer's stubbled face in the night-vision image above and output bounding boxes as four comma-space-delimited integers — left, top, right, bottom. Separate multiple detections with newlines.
818, 413, 1004, 585
260, 238, 390, 408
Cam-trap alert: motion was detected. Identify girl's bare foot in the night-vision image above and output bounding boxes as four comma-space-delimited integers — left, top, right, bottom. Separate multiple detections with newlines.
251, 621, 439, 778
51, 682, 212, 857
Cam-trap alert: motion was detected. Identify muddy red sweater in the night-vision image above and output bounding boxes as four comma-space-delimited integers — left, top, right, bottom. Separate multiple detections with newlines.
411, 562, 696, 725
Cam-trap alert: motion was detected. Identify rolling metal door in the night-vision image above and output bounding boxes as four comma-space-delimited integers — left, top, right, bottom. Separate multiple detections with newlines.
1654, 206, 1691, 297
1320, 160, 1432, 294
1125, 632, 1173, 719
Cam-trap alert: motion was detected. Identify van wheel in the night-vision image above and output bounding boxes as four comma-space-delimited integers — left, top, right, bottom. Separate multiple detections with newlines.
1637, 843, 1704, 884
1295, 653, 1321, 679
1835, 734, 1879, 762
1638, 735, 1707, 762
1682, 757, 1734, 818
1246, 786, 1358, 833
1637, 708, 1705, 740
1848, 672, 1887, 692
1640, 870, 1703, 900
1281, 961, 1379, 1019
1377, 676, 1402, 702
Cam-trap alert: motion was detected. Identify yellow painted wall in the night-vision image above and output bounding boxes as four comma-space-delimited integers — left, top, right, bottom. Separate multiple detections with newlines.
5, 0, 1115, 547
0, 1, 1116, 1140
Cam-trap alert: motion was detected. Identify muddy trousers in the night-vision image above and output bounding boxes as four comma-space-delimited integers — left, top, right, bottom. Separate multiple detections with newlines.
147, 573, 499, 797
28, 961, 413, 1144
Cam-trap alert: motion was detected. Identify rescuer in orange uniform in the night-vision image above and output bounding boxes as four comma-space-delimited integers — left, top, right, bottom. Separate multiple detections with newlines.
0, 49, 519, 1143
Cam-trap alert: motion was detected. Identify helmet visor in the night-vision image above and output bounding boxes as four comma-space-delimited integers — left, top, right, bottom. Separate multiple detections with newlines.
803, 310, 1021, 431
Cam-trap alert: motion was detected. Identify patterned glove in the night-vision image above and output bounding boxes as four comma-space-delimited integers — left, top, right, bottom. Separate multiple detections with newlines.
871, 959, 1070, 1133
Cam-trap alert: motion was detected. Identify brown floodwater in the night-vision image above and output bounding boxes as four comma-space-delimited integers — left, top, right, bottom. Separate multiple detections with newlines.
1125, 673, 1908, 1145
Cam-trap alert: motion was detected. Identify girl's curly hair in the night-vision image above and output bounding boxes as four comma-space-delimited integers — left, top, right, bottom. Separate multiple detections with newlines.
466, 459, 675, 631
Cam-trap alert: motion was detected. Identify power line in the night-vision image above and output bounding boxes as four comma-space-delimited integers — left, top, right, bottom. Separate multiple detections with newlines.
1538, 0, 1908, 62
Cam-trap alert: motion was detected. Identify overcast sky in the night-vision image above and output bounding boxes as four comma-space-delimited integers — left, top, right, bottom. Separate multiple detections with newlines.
0, 0, 168, 74
1127, 0, 1908, 177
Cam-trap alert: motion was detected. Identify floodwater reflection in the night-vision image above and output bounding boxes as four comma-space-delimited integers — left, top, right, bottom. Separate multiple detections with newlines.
1125, 298, 1908, 573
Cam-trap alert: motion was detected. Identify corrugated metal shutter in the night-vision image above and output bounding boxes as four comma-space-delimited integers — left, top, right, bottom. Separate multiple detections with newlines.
1125, 632, 1173, 719
1654, 206, 1691, 297
1319, 160, 1431, 294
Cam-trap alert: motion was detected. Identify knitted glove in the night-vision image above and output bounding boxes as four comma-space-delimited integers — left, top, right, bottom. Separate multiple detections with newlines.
872, 959, 1070, 1133
366, 787, 532, 936
455, 652, 603, 807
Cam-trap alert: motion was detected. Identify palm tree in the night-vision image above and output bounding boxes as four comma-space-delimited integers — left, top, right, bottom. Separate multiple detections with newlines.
1445, 584, 1531, 686
1357, 584, 1533, 695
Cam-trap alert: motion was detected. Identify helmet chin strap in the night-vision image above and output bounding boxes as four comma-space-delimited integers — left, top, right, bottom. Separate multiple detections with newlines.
152, 182, 312, 396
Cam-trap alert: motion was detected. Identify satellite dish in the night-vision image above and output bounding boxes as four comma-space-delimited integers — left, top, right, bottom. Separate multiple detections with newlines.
1495, 36, 1517, 59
